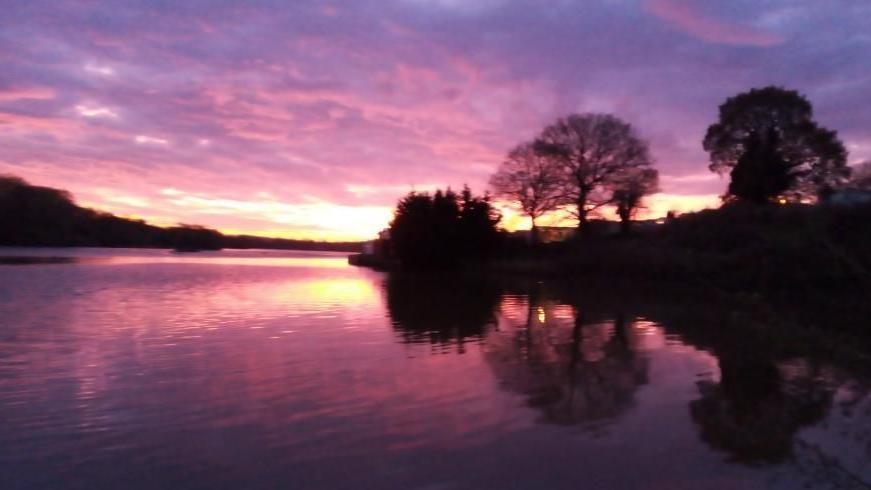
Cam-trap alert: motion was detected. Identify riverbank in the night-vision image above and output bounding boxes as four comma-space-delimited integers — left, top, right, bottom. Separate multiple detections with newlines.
358, 203, 871, 343
491, 203, 870, 288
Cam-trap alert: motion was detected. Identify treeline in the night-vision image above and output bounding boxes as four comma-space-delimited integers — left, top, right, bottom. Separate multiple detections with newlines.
492, 203, 871, 291
489, 86, 862, 239
384, 86, 871, 280
0, 175, 361, 252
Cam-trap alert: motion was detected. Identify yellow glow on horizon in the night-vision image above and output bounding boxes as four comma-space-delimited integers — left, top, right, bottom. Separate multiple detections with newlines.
495, 192, 722, 231
641, 193, 722, 218
161, 190, 393, 241
73, 186, 722, 243
217, 227, 376, 242
83, 186, 393, 241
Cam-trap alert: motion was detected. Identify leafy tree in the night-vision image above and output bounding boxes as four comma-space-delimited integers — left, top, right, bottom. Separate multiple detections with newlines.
534, 113, 654, 232
612, 168, 659, 235
490, 142, 562, 243
389, 187, 500, 268
703, 86, 849, 202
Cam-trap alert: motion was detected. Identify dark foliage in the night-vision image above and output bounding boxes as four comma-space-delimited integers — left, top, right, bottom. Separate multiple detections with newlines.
704, 86, 849, 202
727, 130, 795, 203
0, 175, 361, 252
389, 186, 500, 268
490, 202, 871, 301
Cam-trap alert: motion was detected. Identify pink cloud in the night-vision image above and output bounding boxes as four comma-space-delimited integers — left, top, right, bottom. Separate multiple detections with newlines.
4, 1, 868, 240
0, 86, 56, 102
644, 0, 785, 47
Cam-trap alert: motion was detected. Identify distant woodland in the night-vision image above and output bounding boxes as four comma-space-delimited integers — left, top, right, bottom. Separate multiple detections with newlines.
0, 175, 361, 252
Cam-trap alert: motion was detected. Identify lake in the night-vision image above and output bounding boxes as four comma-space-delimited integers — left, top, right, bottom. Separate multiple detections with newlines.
0, 248, 869, 489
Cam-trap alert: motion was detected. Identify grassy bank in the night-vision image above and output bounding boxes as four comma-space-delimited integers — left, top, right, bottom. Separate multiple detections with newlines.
490, 203, 870, 289
485, 203, 871, 341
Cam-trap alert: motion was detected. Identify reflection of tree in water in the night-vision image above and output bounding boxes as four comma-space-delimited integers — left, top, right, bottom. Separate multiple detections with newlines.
690, 356, 837, 464
690, 356, 871, 487
614, 294, 850, 469
385, 275, 871, 483
384, 274, 501, 351
485, 292, 648, 428
630, 292, 871, 484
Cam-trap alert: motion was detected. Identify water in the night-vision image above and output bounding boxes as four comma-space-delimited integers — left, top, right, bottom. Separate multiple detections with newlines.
0, 248, 869, 489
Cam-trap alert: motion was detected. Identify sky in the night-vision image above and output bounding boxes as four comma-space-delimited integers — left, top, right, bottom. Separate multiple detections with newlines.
1, 0, 870, 241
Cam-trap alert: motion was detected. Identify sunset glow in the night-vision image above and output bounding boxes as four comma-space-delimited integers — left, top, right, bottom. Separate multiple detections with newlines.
2, 1, 870, 240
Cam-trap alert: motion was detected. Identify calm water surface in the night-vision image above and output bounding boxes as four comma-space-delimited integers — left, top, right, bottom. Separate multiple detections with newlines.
0, 248, 869, 489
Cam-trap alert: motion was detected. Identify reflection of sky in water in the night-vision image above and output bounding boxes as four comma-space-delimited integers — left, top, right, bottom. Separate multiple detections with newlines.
0, 250, 869, 489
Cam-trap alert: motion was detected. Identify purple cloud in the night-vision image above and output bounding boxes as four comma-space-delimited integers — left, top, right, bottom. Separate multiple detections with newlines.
1, 0, 869, 238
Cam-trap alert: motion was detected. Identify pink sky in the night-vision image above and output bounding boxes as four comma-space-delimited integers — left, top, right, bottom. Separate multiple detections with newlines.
1, 0, 869, 240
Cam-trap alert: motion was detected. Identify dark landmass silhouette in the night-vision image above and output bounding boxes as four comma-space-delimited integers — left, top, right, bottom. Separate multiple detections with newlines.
0, 175, 361, 252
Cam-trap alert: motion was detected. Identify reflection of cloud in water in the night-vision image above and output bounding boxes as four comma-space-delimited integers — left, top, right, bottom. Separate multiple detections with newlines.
269, 277, 380, 308
485, 296, 649, 428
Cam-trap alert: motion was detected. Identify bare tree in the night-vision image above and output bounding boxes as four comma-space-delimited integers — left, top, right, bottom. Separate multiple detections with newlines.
490, 142, 562, 243
534, 113, 653, 233
612, 168, 659, 235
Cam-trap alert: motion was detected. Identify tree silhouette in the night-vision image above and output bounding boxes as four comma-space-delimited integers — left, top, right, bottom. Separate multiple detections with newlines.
389, 187, 500, 268
704, 86, 849, 202
490, 142, 562, 243
534, 113, 654, 232
612, 167, 659, 235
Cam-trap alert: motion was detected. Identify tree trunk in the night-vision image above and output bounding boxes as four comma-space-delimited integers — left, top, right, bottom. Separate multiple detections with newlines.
576, 191, 588, 236
619, 212, 630, 236
530, 220, 539, 246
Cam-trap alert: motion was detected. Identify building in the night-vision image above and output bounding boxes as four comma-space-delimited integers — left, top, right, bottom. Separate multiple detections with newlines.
826, 188, 871, 207
362, 228, 392, 258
